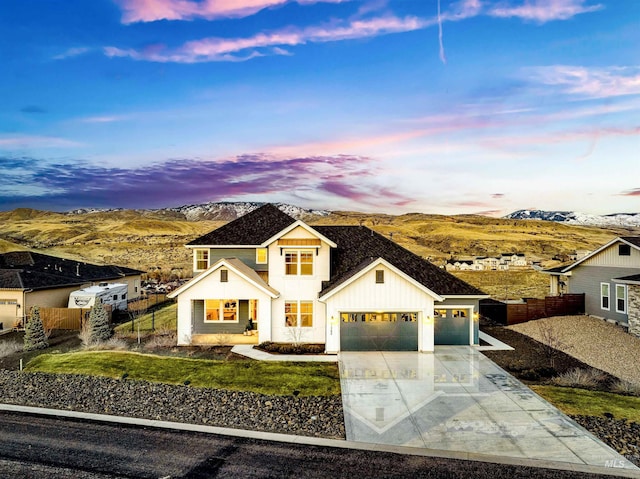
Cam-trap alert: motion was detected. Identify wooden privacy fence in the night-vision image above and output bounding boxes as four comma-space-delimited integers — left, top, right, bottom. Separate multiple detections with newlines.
481, 294, 585, 325
127, 293, 170, 312
36, 306, 113, 331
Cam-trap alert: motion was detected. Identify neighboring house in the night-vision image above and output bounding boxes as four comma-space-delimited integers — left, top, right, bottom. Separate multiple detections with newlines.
542, 237, 640, 337
444, 260, 477, 271
169, 204, 487, 352
0, 251, 143, 328
445, 253, 527, 272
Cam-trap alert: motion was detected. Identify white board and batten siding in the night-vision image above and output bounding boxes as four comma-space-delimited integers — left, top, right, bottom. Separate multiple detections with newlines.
175, 264, 273, 345
323, 264, 437, 353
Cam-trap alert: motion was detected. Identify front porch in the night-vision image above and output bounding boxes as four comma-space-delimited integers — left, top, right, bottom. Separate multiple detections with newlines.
191, 333, 259, 346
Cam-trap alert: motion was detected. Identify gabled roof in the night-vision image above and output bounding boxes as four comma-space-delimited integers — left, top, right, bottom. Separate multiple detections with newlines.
557, 236, 640, 273
314, 226, 485, 297
187, 204, 297, 247
260, 220, 337, 248
0, 251, 143, 291
168, 257, 279, 298
319, 257, 444, 301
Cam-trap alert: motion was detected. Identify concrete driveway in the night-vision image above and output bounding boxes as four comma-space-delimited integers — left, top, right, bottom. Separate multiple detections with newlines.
339, 347, 637, 470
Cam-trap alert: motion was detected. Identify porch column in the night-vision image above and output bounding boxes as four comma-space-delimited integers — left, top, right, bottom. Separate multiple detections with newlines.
257, 298, 272, 342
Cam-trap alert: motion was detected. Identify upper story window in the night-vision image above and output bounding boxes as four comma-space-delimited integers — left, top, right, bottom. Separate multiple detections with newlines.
285, 250, 313, 276
619, 244, 631, 256
220, 269, 228, 282
195, 249, 209, 270
375, 270, 384, 283
256, 248, 268, 264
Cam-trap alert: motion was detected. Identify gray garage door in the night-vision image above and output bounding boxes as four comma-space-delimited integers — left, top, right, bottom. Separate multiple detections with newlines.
434, 309, 470, 345
340, 312, 418, 351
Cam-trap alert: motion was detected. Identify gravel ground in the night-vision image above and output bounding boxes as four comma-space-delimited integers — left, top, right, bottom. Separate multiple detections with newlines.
0, 370, 345, 439
508, 315, 640, 385
571, 415, 640, 465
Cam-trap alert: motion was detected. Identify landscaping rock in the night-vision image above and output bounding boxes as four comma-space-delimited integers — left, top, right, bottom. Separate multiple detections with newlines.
571, 415, 640, 466
0, 370, 345, 439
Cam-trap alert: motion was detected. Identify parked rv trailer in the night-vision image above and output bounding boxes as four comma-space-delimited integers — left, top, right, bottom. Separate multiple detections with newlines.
68, 283, 129, 310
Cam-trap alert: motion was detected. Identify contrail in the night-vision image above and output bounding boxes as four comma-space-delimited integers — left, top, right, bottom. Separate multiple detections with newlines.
437, 0, 446, 64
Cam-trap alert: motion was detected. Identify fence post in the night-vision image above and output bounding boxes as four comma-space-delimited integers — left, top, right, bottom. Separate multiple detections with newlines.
152, 310, 155, 331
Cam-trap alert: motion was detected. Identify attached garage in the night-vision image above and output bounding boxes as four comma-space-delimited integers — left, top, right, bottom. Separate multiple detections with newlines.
434, 308, 474, 345
340, 312, 418, 351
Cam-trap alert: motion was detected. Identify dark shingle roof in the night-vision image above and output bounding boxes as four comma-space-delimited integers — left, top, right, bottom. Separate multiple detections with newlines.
621, 237, 640, 248
187, 204, 297, 246
614, 274, 640, 283
0, 252, 143, 291
314, 226, 485, 297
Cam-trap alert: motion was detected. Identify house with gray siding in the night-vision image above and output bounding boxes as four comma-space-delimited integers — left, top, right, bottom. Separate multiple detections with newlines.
543, 237, 640, 337
169, 204, 488, 352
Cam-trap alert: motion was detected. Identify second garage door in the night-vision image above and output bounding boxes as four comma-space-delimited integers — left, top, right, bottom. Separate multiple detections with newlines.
340, 312, 418, 351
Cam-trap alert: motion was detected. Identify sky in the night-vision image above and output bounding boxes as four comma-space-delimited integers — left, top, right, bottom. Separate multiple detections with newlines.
0, 0, 638, 216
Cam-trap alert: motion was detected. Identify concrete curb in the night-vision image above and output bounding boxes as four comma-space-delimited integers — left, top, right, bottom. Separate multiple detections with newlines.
231, 344, 338, 362
1, 403, 638, 478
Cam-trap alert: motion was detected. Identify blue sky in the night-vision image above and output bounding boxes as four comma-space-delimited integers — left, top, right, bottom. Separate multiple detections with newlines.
1, 0, 638, 215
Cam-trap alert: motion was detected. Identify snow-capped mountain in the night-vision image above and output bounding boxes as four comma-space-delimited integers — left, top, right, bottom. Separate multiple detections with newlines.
67, 202, 330, 221
163, 201, 330, 221
505, 210, 640, 228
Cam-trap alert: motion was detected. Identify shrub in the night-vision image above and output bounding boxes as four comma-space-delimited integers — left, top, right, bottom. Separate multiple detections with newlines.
144, 333, 177, 350
257, 342, 325, 355
87, 298, 112, 343
24, 307, 49, 352
611, 379, 640, 396
85, 337, 129, 351
552, 368, 605, 388
0, 340, 22, 358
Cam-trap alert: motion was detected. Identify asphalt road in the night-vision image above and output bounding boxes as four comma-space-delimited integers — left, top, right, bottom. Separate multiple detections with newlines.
0, 411, 627, 479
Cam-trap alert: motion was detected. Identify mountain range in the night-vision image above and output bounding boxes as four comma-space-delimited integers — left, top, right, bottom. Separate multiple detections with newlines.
504, 210, 640, 228
68, 202, 330, 222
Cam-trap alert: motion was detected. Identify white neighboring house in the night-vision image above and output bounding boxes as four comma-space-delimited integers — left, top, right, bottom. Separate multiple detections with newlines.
169, 205, 487, 352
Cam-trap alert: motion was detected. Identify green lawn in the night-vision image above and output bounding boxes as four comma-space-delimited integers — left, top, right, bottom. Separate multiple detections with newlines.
532, 385, 640, 422
26, 351, 340, 396
115, 303, 177, 333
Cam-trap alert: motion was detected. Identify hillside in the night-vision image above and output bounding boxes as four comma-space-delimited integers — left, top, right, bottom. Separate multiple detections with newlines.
0, 204, 634, 280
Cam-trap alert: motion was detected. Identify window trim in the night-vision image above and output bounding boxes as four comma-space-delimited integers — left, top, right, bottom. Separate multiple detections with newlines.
616, 284, 627, 314
195, 249, 209, 271
600, 282, 610, 311
285, 300, 313, 328
284, 249, 314, 276
204, 299, 239, 323
256, 248, 268, 264
619, 244, 631, 256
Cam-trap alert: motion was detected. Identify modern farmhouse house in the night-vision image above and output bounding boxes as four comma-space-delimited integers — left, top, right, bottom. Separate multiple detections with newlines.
544, 236, 640, 337
169, 204, 486, 352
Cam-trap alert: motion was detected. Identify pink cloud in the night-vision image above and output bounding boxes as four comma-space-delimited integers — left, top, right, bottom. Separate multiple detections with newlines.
116, 0, 348, 23
488, 0, 603, 23
105, 15, 427, 62
619, 188, 640, 197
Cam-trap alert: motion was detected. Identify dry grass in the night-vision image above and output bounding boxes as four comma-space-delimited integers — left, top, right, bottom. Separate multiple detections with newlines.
143, 333, 177, 350
510, 316, 640, 385
452, 270, 549, 299
0, 340, 23, 358
551, 368, 608, 388
84, 337, 130, 351
0, 207, 629, 273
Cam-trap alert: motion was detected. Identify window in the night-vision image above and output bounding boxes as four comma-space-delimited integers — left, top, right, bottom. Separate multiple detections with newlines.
375, 270, 384, 283
121, 294, 126, 300
205, 299, 237, 322
220, 269, 228, 282
285, 301, 313, 327
601, 283, 610, 310
619, 244, 631, 256
256, 248, 268, 264
0, 299, 17, 305
284, 250, 313, 276
195, 249, 209, 270
616, 284, 627, 313
112, 295, 118, 301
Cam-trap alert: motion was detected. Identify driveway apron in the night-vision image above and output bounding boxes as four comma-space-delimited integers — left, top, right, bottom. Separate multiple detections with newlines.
339, 347, 638, 470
